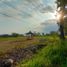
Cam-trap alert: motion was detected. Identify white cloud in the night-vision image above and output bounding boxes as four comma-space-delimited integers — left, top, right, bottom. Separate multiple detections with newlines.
34, 19, 58, 33
0, 0, 57, 34
0, 0, 56, 20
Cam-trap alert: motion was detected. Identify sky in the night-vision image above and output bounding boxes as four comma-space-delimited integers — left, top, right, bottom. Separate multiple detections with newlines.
0, 0, 59, 34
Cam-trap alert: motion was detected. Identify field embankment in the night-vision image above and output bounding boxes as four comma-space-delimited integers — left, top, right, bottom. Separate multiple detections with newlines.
0, 36, 47, 67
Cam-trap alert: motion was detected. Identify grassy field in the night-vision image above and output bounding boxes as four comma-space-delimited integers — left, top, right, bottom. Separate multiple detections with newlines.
0, 36, 53, 54
18, 36, 67, 67
0, 36, 67, 67
0, 37, 39, 54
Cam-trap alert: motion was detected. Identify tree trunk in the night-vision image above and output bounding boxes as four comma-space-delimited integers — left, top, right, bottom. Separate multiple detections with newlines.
59, 24, 65, 39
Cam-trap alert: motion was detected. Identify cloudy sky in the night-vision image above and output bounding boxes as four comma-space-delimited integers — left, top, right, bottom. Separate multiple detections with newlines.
0, 0, 59, 34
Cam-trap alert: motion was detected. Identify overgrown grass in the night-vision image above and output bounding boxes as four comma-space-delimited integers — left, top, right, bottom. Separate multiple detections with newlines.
19, 37, 67, 67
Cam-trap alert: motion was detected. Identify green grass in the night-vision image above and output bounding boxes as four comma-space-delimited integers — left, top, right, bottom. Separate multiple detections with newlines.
0, 36, 67, 67
19, 37, 67, 67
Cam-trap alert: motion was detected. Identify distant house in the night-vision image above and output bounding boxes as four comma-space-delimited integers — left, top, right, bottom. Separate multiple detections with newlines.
26, 31, 34, 40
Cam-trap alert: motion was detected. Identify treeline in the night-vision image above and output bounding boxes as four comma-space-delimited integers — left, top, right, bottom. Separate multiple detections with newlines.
0, 31, 58, 37
0, 33, 24, 37
27, 31, 58, 36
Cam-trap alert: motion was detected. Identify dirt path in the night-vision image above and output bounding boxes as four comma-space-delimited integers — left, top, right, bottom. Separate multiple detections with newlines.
0, 37, 39, 53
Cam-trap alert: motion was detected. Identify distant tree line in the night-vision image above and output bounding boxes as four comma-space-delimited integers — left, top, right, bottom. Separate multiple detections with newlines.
0, 33, 24, 37
26, 31, 58, 37
0, 31, 58, 37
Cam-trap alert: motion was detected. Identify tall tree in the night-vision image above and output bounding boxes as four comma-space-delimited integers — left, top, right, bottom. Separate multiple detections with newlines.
56, 0, 67, 39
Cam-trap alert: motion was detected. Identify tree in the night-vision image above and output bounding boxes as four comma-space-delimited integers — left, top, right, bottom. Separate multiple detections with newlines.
11, 33, 19, 37
56, 0, 67, 39
42, 33, 45, 36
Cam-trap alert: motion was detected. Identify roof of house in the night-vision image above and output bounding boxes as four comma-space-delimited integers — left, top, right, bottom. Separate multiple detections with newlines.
26, 31, 33, 35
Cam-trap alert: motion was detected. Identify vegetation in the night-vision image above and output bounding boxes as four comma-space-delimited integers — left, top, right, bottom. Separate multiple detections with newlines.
56, 0, 67, 39
0, 0, 66, 67
0, 33, 24, 37
19, 36, 67, 67
0, 37, 39, 54
0, 33, 67, 67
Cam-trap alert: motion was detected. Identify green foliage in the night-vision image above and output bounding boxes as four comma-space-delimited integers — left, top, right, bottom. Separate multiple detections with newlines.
19, 38, 67, 67
11, 33, 23, 37
56, 0, 67, 7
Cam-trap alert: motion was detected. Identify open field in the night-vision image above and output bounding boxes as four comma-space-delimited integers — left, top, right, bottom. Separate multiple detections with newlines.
0, 36, 67, 67
0, 36, 49, 67
0, 36, 55, 54
18, 36, 67, 67
0, 37, 40, 54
